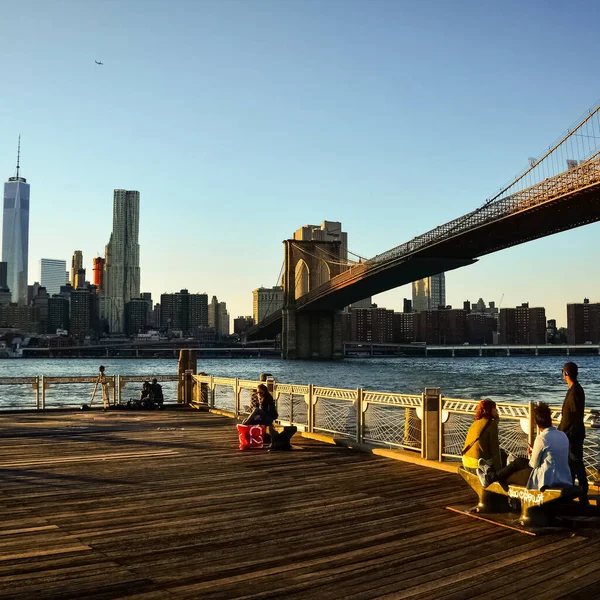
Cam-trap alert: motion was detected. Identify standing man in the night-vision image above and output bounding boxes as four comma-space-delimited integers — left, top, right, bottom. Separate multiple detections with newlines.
558, 361, 589, 505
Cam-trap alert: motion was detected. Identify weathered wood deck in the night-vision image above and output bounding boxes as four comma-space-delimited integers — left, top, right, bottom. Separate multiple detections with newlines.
0, 408, 599, 600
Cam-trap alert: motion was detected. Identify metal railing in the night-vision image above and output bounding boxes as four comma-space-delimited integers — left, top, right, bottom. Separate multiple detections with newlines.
191, 374, 424, 452
0, 374, 179, 410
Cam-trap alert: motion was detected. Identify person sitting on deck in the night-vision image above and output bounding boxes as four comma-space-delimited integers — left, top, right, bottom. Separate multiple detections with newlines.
462, 399, 503, 476
243, 384, 278, 429
150, 378, 164, 408
140, 381, 153, 408
477, 402, 572, 490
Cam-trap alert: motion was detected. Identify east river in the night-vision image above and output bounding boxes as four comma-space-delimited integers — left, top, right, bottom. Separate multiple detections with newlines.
0, 355, 599, 410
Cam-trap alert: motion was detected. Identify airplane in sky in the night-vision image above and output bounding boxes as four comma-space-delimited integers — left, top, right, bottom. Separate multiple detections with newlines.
95, 60, 104, 65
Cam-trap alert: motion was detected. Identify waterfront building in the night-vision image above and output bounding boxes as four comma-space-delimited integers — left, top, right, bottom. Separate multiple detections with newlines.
345, 306, 394, 343
125, 297, 148, 336
2, 138, 30, 304
403, 298, 412, 313
393, 312, 414, 343
103, 190, 141, 333
141, 292, 153, 326
48, 296, 69, 334
413, 307, 467, 345
412, 273, 446, 312
499, 303, 546, 345
233, 316, 254, 337
40, 259, 67, 297
466, 313, 497, 345
208, 296, 230, 337
0, 304, 38, 331
31, 287, 49, 333
70, 288, 92, 339
70, 251, 83, 287
567, 299, 600, 344
252, 286, 284, 324
160, 290, 208, 336
153, 303, 161, 329
92, 257, 105, 291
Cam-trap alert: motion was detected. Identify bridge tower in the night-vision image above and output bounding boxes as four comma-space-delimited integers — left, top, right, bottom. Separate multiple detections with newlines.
282, 239, 345, 360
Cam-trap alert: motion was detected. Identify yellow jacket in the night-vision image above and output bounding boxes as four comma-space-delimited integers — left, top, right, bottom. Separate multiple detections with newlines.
462, 417, 502, 471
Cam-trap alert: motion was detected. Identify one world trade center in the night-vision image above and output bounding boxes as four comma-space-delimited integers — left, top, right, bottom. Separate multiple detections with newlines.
2, 137, 30, 304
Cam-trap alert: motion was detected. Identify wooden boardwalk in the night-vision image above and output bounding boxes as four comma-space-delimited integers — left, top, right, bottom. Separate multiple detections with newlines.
0, 408, 599, 600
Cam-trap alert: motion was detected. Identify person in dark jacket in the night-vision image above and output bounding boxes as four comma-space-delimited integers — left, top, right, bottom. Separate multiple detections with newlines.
558, 361, 589, 504
243, 384, 278, 427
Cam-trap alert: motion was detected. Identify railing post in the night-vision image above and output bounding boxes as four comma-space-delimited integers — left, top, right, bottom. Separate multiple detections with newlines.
210, 375, 215, 408
234, 377, 240, 418
41, 376, 46, 411
34, 376, 39, 410
356, 388, 364, 444
422, 387, 441, 460
117, 375, 121, 405
307, 384, 314, 433
528, 401, 536, 448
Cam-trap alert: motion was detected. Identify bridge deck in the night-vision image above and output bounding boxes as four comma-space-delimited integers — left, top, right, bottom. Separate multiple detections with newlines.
0, 408, 599, 599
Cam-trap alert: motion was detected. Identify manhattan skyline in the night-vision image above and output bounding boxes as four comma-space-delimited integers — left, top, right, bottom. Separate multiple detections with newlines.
2, 0, 600, 327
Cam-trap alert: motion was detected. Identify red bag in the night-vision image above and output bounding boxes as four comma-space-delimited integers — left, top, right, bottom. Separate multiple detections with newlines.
237, 424, 266, 450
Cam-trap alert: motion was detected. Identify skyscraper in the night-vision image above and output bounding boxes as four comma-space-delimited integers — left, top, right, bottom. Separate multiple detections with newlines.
412, 273, 446, 312
2, 137, 30, 304
40, 258, 67, 296
92, 257, 105, 291
103, 190, 140, 332
70, 251, 83, 287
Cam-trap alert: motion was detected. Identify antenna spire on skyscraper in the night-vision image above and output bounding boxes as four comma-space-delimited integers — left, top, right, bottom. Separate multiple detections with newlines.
15, 135, 21, 180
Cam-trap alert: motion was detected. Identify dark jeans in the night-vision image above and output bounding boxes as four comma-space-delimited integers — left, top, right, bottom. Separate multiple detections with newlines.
495, 456, 532, 486
569, 442, 589, 497
243, 408, 273, 427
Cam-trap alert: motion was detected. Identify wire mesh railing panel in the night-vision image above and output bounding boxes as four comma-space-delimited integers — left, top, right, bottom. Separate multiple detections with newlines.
0, 379, 38, 410
363, 405, 421, 450
239, 387, 254, 417
498, 419, 529, 459
314, 398, 356, 437
276, 392, 292, 422
214, 384, 235, 413
292, 394, 308, 427
363, 391, 423, 408
584, 428, 600, 483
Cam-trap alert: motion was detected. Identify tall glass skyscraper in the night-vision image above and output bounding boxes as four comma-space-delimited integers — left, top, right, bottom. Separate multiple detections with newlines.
40, 258, 67, 297
412, 273, 446, 312
2, 138, 30, 305
103, 190, 140, 332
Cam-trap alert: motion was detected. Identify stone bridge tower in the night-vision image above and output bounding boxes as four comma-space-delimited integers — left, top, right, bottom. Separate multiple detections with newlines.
282, 239, 346, 360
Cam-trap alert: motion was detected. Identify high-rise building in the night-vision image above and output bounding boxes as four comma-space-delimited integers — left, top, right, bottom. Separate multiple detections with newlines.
92, 257, 105, 291
75, 268, 86, 289
40, 259, 67, 297
345, 307, 394, 343
70, 288, 92, 339
208, 296, 230, 338
393, 312, 414, 343
48, 296, 69, 334
125, 297, 148, 336
160, 290, 208, 336
567, 299, 600, 344
234, 316, 254, 337
103, 190, 141, 333
413, 307, 467, 345
499, 303, 546, 345
2, 137, 30, 304
31, 287, 49, 333
252, 286, 284, 324
412, 273, 446, 312
70, 251, 83, 287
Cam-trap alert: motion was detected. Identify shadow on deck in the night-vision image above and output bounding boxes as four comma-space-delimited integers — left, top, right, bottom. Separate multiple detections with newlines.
0, 408, 599, 599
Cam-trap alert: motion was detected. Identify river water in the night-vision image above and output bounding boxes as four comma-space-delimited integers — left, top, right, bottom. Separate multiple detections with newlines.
0, 356, 599, 410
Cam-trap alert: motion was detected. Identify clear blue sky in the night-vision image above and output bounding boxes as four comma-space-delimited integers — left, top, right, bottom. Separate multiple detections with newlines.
1, 0, 599, 327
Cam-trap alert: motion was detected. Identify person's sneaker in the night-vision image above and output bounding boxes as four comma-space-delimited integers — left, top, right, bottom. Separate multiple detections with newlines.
477, 459, 495, 488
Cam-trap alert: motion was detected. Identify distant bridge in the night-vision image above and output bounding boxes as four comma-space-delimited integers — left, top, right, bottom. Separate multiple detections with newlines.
249, 102, 600, 358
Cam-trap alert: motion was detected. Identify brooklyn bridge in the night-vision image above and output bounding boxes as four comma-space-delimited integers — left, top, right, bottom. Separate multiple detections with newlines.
250, 103, 600, 359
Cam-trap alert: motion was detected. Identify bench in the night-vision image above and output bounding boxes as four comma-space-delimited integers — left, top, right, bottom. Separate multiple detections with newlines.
458, 466, 582, 528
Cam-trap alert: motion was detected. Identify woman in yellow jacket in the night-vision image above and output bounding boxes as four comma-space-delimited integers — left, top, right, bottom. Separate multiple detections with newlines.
462, 399, 502, 475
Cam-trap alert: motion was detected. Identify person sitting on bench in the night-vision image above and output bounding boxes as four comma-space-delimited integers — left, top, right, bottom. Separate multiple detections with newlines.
462, 399, 503, 476
140, 381, 153, 409
477, 402, 572, 490
243, 384, 278, 429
